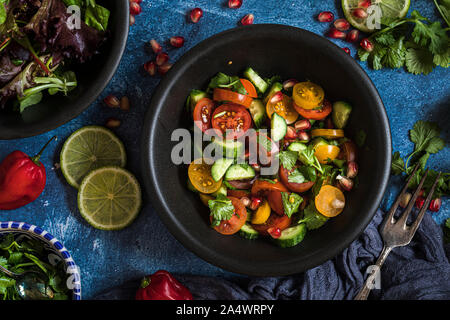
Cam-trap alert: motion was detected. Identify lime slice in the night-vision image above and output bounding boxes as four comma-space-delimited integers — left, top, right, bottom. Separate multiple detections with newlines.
60, 126, 127, 188
78, 166, 142, 230
342, 0, 410, 33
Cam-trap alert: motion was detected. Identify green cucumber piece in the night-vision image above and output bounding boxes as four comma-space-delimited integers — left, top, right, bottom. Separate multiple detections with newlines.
211, 158, 234, 182
248, 99, 267, 128
273, 223, 307, 248
311, 137, 329, 150
211, 183, 227, 197
186, 89, 207, 114
239, 223, 259, 240
243, 67, 268, 94
271, 112, 287, 142
263, 82, 283, 105
332, 101, 352, 129
225, 164, 255, 181
210, 138, 244, 159
287, 141, 308, 153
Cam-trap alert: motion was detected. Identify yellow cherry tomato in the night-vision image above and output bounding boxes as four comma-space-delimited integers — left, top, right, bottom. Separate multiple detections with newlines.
315, 185, 346, 217
314, 145, 341, 164
188, 159, 222, 194
292, 82, 325, 110
266, 93, 299, 124
251, 201, 271, 224
199, 193, 214, 206
311, 129, 345, 139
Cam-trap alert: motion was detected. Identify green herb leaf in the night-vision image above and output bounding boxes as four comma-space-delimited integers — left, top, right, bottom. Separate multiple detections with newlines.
281, 192, 303, 218
278, 150, 298, 171
298, 202, 328, 230
409, 120, 445, 155
208, 194, 235, 226
391, 151, 405, 175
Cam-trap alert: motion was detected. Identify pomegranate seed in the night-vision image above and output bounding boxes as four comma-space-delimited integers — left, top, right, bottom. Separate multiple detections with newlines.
336, 175, 353, 191
429, 198, 441, 212
103, 94, 120, 108
399, 192, 412, 208
347, 162, 358, 179
352, 8, 368, 19
156, 52, 169, 66
250, 163, 261, 172
143, 61, 156, 76
294, 119, 311, 131
241, 13, 254, 25
119, 96, 130, 112
269, 91, 283, 104
285, 126, 298, 140
190, 8, 203, 23
228, 0, 242, 9
158, 63, 173, 75
297, 130, 310, 142
346, 29, 360, 43
342, 47, 351, 54
129, 14, 135, 26
150, 39, 162, 54
249, 197, 262, 211
415, 196, 425, 209
130, 2, 142, 16
334, 19, 350, 31
360, 38, 374, 52
358, 0, 372, 9
170, 36, 185, 48
327, 28, 346, 39
282, 79, 299, 91
317, 11, 334, 22
105, 117, 121, 129
240, 196, 251, 207
268, 227, 281, 239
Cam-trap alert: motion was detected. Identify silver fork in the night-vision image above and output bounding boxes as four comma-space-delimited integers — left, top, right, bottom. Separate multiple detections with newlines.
354, 163, 442, 300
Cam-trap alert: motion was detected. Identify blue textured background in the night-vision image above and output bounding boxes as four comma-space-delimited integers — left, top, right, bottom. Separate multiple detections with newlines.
0, 0, 448, 299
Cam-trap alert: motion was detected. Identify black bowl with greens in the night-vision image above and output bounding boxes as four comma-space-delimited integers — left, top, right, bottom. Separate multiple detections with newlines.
0, 0, 129, 139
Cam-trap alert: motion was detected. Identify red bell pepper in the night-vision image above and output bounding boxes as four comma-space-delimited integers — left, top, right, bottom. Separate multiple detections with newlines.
135, 270, 193, 300
0, 136, 56, 210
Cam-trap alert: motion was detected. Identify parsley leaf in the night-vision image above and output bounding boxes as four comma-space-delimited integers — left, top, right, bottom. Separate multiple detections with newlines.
409, 120, 445, 155
298, 145, 324, 174
281, 192, 303, 218
278, 150, 298, 171
208, 194, 235, 226
298, 202, 328, 230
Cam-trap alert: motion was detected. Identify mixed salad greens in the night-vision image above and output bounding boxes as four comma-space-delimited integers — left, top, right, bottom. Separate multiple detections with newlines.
186, 67, 359, 248
0, 234, 70, 300
0, 0, 109, 113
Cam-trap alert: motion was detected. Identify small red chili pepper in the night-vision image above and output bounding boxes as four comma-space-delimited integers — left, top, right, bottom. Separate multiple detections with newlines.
135, 270, 193, 300
0, 136, 56, 210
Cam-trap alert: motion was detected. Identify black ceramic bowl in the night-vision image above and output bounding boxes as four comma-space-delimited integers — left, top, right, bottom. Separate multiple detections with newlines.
0, 0, 129, 140
141, 25, 391, 276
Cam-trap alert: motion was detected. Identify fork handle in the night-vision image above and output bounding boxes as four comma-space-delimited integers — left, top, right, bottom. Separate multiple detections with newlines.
354, 245, 392, 300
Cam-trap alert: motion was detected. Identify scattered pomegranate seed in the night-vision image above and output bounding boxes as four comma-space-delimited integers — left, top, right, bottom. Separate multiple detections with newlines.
327, 28, 346, 39
129, 14, 135, 26
429, 198, 441, 212
317, 11, 334, 22
297, 130, 310, 142
334, 19, 350, 31
294, 119, 311, 131
249, 197, 262, 211
158, 63, 173, 75
282, 79, 299, 91
360, 38, 374, 52
228, 0, 242, 9
336, 175, 353, 191
120, 96, 130, 112
130, 2, 142, 16
268, 227, 281, 239
241, 13, 254, 25
352, 8, 368, 19
285, 126, 298, 140
143, 61, 156, 76
240, 196, 251, 207
170, 36, 185, 48
347, 162, 358, 179
342, 47, 351, 54
150, 39, 162, 54
346, 29, 360, 43
190, 8, 203, 23
415, 196, 425, 209
103, 94, 120, 108
156, 52, 169, 66
105, 118, 121, 129
358, 0, 372, 9
269, 91, 283, 104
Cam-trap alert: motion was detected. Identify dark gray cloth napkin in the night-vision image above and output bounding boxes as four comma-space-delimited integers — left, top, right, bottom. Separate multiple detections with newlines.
95, 209, 450, 300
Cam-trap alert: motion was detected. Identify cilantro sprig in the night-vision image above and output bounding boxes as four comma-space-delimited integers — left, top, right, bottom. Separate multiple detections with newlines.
281, 192, 303, 218
208, 194, 235, 227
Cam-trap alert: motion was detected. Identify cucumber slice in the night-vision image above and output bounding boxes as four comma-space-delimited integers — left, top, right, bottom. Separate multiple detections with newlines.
287, 141, 308, 153
243, 67, 268, 94
225, 164, 256, 181
271, 112, 287, 142
263, 82, 283, 105
249, 99, 267, 128
332, 101, 352, 129
210, 138, 244, 159
273, 223, 307, 248
186, 89, 207, 114
239, 223, 259, 240
311, 137, 329, 150
211, 158, 234, 182
211, 183, 227, 197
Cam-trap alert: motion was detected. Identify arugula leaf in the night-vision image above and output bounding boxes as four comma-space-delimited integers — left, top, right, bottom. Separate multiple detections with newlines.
281, 192, 303, 218
298, 202, 328, 230
278, 150, 298, 171
208, 194, 235, 226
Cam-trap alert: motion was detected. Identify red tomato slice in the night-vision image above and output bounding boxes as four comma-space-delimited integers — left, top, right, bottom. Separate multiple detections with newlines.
211, 104, 252, 139
266, 191, 285, 216
240, 79, 258, 98
227, 189, 250, 199
251, 214, 292, 236
213, 88, 253, 108
193, 98, 215, 133
293, 99, 332, 120
211, 197, 247, 235
279, 165, 315, 193
251, 180, 289, 196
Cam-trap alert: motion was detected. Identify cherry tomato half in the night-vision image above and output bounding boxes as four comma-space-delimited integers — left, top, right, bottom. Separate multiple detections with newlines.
227, 189, 250, 199
211, 104, 252, 139
292, 81, 325, 110
266, 191, 285, 216
211, 197, 247, 235
279, 165, 315, 193
213, 88, 253, 108
251, 179, 289, 196
240, 79, 258, 98
193, 98, 215, 133
266, 93, 299, 124
315, 185, 346, 217
251, 214, 292, 236
311, 129, 345, 140
314, 145, 341, 164
188, 159, 222, 194
293, 99, 332, 120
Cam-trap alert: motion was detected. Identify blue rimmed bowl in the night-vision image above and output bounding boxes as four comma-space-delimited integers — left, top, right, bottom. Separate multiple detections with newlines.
0, 221, 81, 300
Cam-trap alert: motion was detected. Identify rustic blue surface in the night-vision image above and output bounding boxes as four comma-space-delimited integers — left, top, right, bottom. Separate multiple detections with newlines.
0, 0, 448, 299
